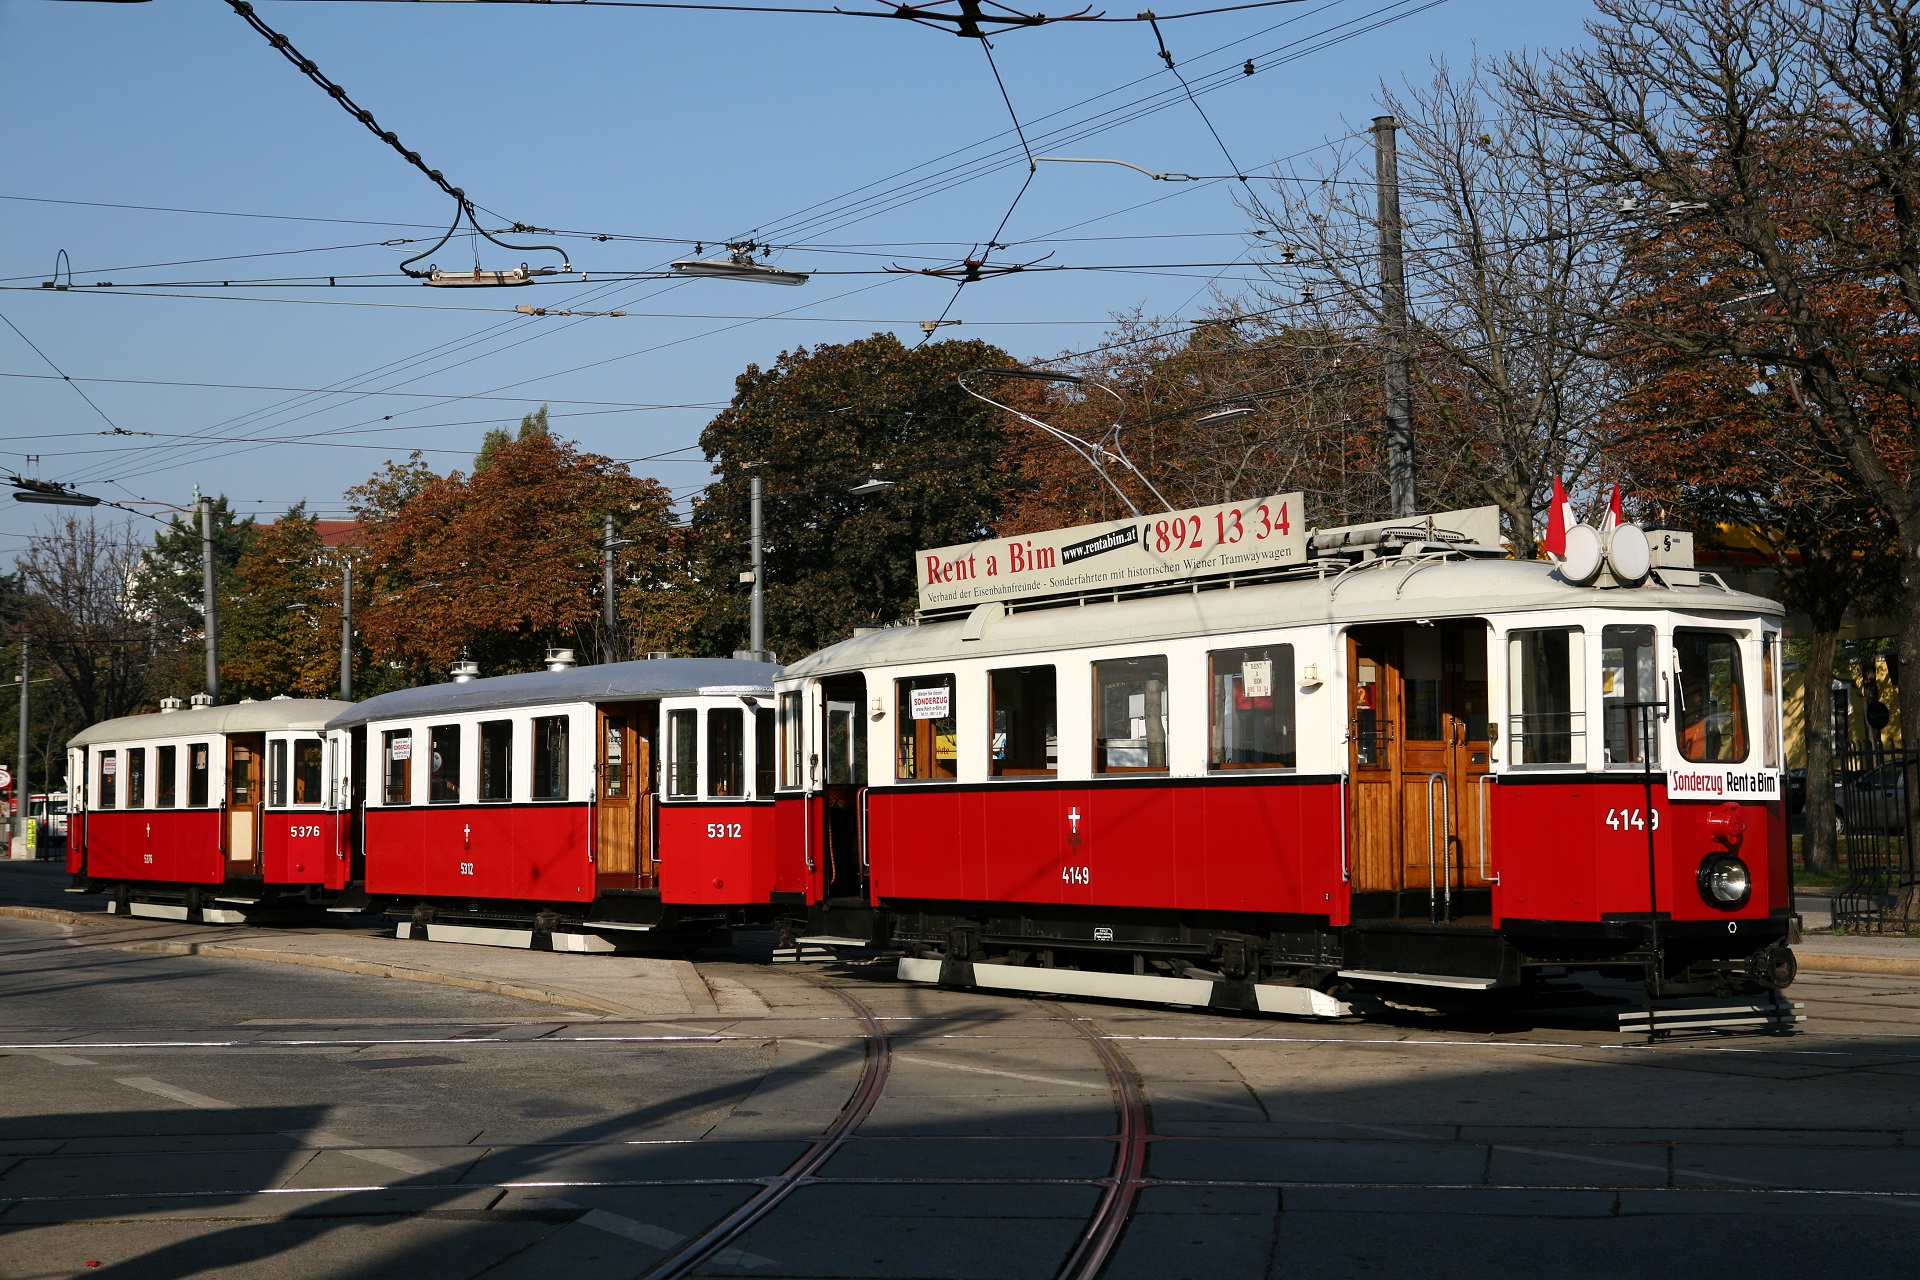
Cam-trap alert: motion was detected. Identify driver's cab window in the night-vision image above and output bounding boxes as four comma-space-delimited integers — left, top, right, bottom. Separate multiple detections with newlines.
1675, 630, 1749, 763
825, 698, 867, 785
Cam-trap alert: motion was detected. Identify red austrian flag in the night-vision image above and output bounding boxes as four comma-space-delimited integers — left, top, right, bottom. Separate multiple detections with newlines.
1543, 476, 1575, 560
1601, 482, 1624, 534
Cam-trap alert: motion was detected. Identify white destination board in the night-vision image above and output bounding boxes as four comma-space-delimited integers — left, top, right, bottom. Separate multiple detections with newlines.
918, 493, 1307, 611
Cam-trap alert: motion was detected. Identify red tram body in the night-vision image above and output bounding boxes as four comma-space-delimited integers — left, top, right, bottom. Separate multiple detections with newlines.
65, 696, 353, 920
774, 505, 1795, 1015
327, 655, 792, 948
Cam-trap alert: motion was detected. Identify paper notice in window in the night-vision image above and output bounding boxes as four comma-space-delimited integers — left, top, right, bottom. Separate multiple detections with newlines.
910, 686, 951, 720
391, 737, 412, 761
1243, 660, 1273, 699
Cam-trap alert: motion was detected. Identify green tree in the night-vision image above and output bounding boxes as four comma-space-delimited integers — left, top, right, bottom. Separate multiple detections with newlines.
693, 333, 1020, 659
222, 504, 339, 700
131, 496, 255, 703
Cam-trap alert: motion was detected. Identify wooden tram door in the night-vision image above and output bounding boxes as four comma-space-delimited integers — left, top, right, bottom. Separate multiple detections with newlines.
226, 733, 265, 874
1347, 622, 1492, 918
819, 675, 868, 901
596, 703, 654, 890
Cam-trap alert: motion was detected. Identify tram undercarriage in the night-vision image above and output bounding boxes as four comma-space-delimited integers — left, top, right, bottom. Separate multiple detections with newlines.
864, 899, 1800, 1016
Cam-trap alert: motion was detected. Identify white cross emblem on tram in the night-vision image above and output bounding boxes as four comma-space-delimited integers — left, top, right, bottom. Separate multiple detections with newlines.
1067, 808, 1081, 834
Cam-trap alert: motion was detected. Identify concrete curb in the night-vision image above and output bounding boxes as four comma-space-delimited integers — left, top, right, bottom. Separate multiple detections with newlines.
0, 905, 642, 1018
1795, 951, 1920, 977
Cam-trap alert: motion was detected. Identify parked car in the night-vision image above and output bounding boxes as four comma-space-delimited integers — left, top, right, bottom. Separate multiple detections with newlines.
1836, 761, 1910, 838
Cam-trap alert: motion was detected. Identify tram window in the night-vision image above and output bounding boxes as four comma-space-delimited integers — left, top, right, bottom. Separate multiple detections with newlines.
896, 675, 958, 781
603, 715, 628, 799
156, 745, 177, 809
1403, 627, 1444, 742
668, 709, 698, 797
1210, 646, 1296, 769
293, 740, 323, 805
270, 741, 289, 806
755, 707, 775, 797
1352, 646, 1387, 768
383, 730, 413, 805
1602, 626, 1658, 766
98, 751, 117, 809
778, 691, 804, 789
1762, 632, 1781, 769
479, 720, 513, 801
989, 666, 1057, 777
1507, 629, 1586, 766
231, 744, 257, 805
1675, 630, 1749, 763
429, 725, 461, 804
126, 748, 147, 809
708, 708, 746, 797
532, 716, 571, 800
1094, 657, 1170, 773
188, 743, 210, 808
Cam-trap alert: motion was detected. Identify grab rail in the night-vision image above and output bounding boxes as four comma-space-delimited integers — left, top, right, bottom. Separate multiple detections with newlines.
1413, 772, 1451, 923
1477, 773, 1498, 885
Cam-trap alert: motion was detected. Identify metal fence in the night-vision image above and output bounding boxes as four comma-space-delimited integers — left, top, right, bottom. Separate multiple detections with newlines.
1832, 751, 1920, 933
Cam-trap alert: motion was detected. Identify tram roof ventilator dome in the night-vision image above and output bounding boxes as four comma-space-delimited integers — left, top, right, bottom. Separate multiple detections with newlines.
544, 648, 577, 672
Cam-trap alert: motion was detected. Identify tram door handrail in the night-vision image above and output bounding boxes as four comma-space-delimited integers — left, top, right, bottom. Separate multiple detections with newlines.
1477, 773, 1498, 885
1413, 771, 1451, 923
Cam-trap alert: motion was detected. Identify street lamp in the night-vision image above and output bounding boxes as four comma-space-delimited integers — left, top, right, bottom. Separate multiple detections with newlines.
8, 477, 99, 507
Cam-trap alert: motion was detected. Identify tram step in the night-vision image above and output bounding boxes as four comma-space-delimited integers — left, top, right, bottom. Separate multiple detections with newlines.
1338, 969, 1507, 990
396, 922, 620, 953
897, 957, 1349, 1018
1618, 1000, 1802, 1033
772, 943, 845, 963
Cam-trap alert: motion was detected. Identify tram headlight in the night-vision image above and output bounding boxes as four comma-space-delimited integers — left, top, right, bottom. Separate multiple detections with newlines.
1698, 855, 1752, 910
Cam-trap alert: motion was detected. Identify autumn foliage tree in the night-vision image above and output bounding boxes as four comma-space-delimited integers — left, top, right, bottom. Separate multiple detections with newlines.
348, 410, 679, 682
220, 504, 342, 701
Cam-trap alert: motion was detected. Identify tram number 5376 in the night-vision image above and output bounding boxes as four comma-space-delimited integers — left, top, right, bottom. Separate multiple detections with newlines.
1605, 807, 1661, 832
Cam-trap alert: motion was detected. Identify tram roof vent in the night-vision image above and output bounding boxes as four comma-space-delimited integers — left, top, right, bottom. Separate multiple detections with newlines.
544, 647, 578, 672
450, 660, 481, 683
850, 627, 881, 639
647, 650, 674, 660
189, 693, 214, 709
159, 696, 184, 714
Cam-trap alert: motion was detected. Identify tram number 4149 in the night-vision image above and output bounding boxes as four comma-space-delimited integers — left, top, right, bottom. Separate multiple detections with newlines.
1061, 866, 1091, 885
1605, 807, 1661, 832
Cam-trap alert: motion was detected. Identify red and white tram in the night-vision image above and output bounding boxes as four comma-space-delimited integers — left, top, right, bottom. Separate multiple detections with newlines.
776, 502, 1794, 1015
330, 653, 789, 949
66, 694, 353, 921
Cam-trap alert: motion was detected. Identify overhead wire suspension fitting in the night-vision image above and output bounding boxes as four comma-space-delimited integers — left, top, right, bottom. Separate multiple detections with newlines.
223, 1, 570, 283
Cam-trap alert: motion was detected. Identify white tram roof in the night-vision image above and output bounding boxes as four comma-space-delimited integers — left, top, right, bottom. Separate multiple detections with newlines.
70, 698, 353, 748
325, 657, 782, 731
783, 556, 1783, 679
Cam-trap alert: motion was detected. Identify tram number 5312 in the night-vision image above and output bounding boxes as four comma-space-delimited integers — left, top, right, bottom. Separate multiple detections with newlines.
707, 823, 743, 839
1605, 807, 1660, 832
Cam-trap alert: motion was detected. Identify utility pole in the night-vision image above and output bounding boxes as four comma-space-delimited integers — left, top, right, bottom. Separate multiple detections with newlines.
14, 639, 27, 858
199, 496, 221, 704
603, 513, 619, 663
1374, 114, 1416, 519
338, 556, 354, 700
749, 477, 767, 660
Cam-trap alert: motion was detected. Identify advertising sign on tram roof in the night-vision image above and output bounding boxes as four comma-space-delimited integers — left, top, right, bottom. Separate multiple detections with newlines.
917, 493, 1308, 612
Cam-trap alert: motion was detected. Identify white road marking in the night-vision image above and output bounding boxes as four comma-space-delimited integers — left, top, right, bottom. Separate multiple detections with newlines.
114, 1078, 441, 1175
500, 1197, 775, 1267
787, 1038, 1096, 1090
28, 1052, 97, 1066
116, 1077, 236, 1110
287, 1128, 439, 1176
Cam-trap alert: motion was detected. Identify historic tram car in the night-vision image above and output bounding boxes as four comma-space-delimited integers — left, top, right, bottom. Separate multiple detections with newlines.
330, 652, 790, 950
776, 500, 1793, 1016
66, 694, 354, 921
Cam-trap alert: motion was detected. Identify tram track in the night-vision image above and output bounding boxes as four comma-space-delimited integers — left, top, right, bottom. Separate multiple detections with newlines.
639, 974, 892, 1280
1054, 1010, 1152, 1280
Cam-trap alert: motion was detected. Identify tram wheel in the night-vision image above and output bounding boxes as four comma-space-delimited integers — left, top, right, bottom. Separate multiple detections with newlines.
1749, 944, 1797, 991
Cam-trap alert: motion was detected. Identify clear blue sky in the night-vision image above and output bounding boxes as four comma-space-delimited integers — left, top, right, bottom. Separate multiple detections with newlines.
0, 0, 1595, 549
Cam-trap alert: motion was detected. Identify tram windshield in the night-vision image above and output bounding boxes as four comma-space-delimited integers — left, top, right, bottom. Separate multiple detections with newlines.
1675, 630, 1749, 763
1507, 628, 1586, 766
1601, 626, 1658, 766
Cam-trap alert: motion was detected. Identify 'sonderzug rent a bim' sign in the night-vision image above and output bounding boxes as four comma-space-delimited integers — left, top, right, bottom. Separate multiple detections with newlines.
917, 494, 1307, 611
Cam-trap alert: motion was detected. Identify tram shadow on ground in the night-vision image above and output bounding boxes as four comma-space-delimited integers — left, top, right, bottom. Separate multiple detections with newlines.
6, 992, 1920, 1280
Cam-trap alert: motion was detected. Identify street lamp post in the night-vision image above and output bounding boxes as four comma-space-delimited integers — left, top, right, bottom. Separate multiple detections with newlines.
199, 497, 221, 705
339, 556, 354, 700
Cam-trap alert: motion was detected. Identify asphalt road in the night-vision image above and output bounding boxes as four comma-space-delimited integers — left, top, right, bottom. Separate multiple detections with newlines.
3, 906, 1920, 1278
